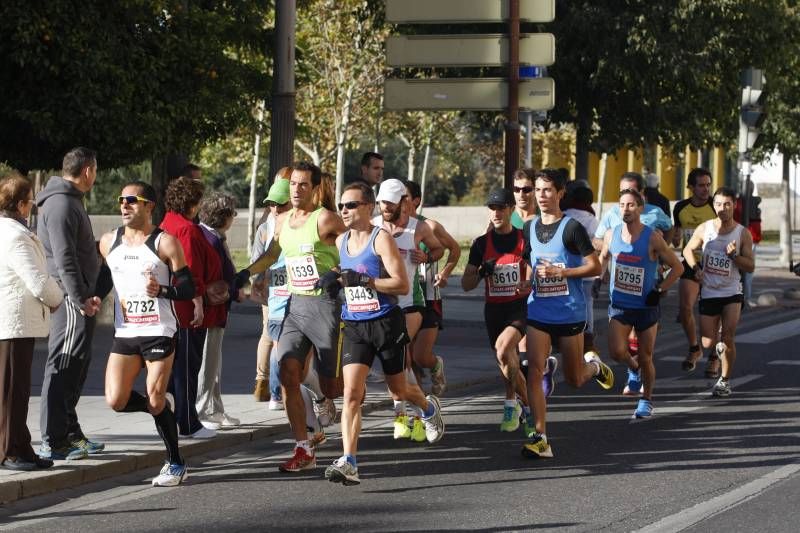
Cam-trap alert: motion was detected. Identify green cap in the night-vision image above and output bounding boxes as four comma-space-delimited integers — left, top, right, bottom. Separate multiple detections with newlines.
264, 179, 289, 205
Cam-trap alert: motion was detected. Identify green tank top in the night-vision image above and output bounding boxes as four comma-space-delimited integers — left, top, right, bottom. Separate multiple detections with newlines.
511, 210, 524, 230
278, 207, 339, 296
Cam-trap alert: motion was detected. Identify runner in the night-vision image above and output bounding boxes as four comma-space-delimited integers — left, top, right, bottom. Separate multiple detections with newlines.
672, 168, 718, 375
100, 182, 194, 486
683, 187, 755, 397
404, 180, 459, 396
599, 189, 683, 418
522, 169, 612, 459
372, 179, 443, 442
462, 189, 533, 434
325, 182, 445, 485
244, 162, 346, 472
511, 168, 537, 229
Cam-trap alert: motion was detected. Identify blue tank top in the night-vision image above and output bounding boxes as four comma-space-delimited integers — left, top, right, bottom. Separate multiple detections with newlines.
609, 225, 658, 309
527, 216, 586, 324
339, 226, 396, 321
267, 253, 289, 320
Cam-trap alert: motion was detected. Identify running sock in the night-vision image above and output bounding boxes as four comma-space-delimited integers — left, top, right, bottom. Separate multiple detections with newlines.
303, 364, 323, 399
121, 390, 149, 413
521, 405, 531, 418
297, 440, 313, 454
504, 399, 517, 408
422, 401, 435, 419
344, 454, 357, 467
300, 385, 320, 433
393, 400, 406, 416
153, 404, 183, 465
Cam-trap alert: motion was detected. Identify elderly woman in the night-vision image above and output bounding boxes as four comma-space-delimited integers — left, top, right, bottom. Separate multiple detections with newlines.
0, 173, 63, 471
196, 191, 243, 429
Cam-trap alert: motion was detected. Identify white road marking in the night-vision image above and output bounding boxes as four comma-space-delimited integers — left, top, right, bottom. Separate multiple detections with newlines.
736, 318, 800, 344
767, 360, 800, 365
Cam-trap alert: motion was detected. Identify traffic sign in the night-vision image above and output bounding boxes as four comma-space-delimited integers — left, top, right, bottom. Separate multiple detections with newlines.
386, 0, 555, 24
384, 78, 555, 111
386, 34, 555, 68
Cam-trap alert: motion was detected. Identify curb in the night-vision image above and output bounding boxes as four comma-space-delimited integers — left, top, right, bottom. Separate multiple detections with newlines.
0, 372, 499, 504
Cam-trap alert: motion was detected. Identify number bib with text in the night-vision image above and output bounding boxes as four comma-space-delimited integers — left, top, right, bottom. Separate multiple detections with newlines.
704, 251, 732, 277
489, 263, 520, 297
614, 263, 645, 296
536, 262, 568, 297
344, 286, 380, 313
270, 267, 290, 297
120, 295, 160, 325
286, 255, 320, 290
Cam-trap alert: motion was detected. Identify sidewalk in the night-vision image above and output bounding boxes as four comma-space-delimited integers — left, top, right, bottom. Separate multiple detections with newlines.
2, 266, 798, 503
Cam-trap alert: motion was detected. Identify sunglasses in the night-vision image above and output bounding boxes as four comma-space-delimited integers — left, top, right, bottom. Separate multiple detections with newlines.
118, 195, 152, 205
338, 201, 367, 211
513, 186, 533, 194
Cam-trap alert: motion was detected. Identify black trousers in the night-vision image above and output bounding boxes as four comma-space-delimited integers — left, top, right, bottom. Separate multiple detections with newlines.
169, 328, 207, 435
0, 338, 37, 462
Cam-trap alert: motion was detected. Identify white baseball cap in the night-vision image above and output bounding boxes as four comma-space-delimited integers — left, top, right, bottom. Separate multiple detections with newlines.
376, 178, 407, 204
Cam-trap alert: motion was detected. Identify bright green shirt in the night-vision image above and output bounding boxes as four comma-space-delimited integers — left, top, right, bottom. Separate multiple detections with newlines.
278, 207, 339, 296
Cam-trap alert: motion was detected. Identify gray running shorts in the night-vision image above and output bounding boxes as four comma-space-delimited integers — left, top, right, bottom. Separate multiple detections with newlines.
276, 293, 343, 379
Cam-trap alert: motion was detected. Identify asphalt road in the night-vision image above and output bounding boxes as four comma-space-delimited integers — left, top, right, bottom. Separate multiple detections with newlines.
2, 305, 799, 533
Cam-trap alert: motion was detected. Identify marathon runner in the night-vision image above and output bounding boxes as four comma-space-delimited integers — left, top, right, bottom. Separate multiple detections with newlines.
599, 189, 683, 418
511, 168, 537, 229
100, 182, 194, 486
683, 187, 755, 397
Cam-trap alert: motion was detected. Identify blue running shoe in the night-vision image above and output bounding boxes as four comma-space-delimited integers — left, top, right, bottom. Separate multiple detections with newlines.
152, 462, 188, 487
622, 368, 643, 396
633, 398, 653, 419
71, 438, 105, 455
38, 443, 88, 461
542, 356, 558, 398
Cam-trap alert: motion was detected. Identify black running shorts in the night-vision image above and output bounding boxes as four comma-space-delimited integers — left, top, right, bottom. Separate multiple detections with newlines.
342, 306, 409, 375
484, 299, 527, 347
111, 335, 175, 362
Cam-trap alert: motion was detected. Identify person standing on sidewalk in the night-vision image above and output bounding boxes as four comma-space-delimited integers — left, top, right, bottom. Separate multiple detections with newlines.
100, 182, 195, 487
599, 189, 683, 419
0, 173, 64, 471
36, 147, 103, 461
461, 188, 533, 435
683, 187, 755, 397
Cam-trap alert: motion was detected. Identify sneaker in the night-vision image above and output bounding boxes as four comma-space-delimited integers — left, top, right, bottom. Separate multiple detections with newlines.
521, 433, 553, 459
310, 429, 327, 448
199, 414, 222, 430
682, 347, 703, 372
366, 367, 385, 383
314, 398, 336, 427
220, 414, 240, 428
393, 414, 412, 439
268, 398, 284, 411
584, 351, 614, 390
165, 392, 175, 413
254, 379, 269, 402
633, 398, 653, 419
278, 446, 316, 472
152, 462, 188, 487
712, 377, 731, 397
521, 416, 536, 438
622, 368, 643, 396
325, 456, 360, 486
430, 356, 447, 396
705, 356, 721, 379
38, 443, 88, 461
181, 426, 216, 439
499, 402, 522, 432
71, 437, 105, 455
542, 356, 558, 398
410, 417, 426, 442
422, 395, 445, 443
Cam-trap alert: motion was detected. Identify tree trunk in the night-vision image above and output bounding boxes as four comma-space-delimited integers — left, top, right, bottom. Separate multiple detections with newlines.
335, 85, 354, 203
418, 121, 434, 213
596, 152, 608, 219
247, 101, 265, 256
575, 115, 591, 180
780, 151, 793, 267
151, 153, 187, 225
267, 0, 296, 185
407, 144, 416, 181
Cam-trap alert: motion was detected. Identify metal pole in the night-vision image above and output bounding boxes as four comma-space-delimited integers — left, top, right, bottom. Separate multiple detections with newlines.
525, 111, 533, 168
780, 152, 792, 267
503, 0, 520, 189
267, 0, 296, 184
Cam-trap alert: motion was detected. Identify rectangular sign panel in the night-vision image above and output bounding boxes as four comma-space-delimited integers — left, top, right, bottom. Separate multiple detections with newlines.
386, 0, 555, 23
384, 78, 555, 111
387, 34, 555, 67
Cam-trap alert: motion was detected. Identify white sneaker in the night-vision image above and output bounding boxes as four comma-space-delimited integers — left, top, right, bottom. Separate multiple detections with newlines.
422, 395, 445, 443
220, 414, 240, 428
314, 398, 336, 427
268, 398, 284, 411
366, 367, 385, 383
152, 462, 188, 487
184, 426, 216, 439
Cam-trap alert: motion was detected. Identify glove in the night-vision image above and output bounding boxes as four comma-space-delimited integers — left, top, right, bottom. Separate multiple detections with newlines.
315, 270, 342, 298
645, 288, 661, 306
591, 277, 602, 299
234, 269, 251, 290
478, 258, 497, 278
340, 269, 372, 287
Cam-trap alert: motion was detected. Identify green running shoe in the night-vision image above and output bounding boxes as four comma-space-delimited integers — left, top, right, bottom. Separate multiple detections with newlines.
499, 402, 521, 432
393, 414, 411, 439
410, 417, 426, 442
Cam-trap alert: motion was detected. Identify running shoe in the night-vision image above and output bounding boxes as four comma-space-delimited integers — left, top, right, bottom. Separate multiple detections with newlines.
681, 347, 702, 372
393, 414, 411, 439
366, 367, 385, 383
628, 339, 639, 357
152, 462, 188, 487
180, 426, 216, 439
325, 456, 360, 486
622, 368, 643, 396
410, 417, 426, 442
310, 429, 327, 448
422, 395, 445, 443
278, 446, 316, 472
584, 351, 614, 390
430, 356, 447, 396
268, 398, 284, 411
314, 398, 337, 427
38, 443, 88, 461
499, 402, 522, 432
712, 377, 731, 397
199, 416, 221, 430
521, 416, 536, 438
633, 398, 653, 419
70, 437, 105, 455
705, 355, 721, 379
542, 356, 558, 398
521, 433, 553, 459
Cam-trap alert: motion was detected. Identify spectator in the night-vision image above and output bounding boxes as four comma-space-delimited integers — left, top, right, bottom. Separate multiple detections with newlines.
0, 173, 64, 471
644, 173, 671, 217
36, 147, 103, 461
359, 152, 384, 186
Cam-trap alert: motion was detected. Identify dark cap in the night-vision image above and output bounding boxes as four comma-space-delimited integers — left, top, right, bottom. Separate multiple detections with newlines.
485, 188, 515, 207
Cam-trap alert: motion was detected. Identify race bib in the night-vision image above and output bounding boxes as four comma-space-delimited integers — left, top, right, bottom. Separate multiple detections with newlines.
286, 255, 320, 290
344, 285, 380, 313
614, 263, 645, 297
704, 250, 732, 277
120, 294, 160, 325
489, 263, 520, 297
536, 262, 569, 297
270, 267, 290, 297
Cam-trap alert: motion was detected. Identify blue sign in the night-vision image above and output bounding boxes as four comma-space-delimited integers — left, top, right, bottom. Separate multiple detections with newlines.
519, 66, 542, 79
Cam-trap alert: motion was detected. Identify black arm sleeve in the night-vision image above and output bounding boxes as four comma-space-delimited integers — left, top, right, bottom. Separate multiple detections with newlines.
159, 266, 196, 300
563, 219, 596, 257
94, 262, 113, 300
522, 220, 533, 263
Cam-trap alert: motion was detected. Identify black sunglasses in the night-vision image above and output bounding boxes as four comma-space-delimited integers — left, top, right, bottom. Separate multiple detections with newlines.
338, 201, 367, 211
513, 186, 533, 194
118, 195, 152, 205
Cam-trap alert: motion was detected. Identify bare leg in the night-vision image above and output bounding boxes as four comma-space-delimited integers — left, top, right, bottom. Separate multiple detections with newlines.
340, 364, 370, 457
495, 326, 528, 405
525, 327, 550, 435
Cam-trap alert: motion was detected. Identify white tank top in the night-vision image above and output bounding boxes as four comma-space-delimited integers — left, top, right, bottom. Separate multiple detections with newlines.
700, 221, 744, 299
107, 228, 178, 338
373, 215, 417, 309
